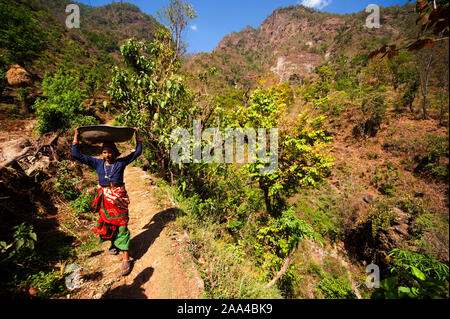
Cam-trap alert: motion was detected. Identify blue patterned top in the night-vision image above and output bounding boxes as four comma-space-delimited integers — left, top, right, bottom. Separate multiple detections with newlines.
71, 142, 142, 187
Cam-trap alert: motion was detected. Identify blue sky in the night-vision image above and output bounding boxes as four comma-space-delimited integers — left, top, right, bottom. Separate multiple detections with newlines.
77, 0, 411, 54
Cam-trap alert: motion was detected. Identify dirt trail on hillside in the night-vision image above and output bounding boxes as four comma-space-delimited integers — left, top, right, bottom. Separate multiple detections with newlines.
73, 166, 204, 299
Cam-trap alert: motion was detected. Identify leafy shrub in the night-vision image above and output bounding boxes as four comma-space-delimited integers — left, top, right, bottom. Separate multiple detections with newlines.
414, 134, 449, 180
372, 249, 449, 299
71, 191, 95, 218
315, 274, 356, 299
388, 248, 449, 282
0, 222, 74, 298
54, 161, 80, 201
366, 200, 397, 237
353, 92, 387, 139
0, 223, 37, 261
27, 269, 67, 298
174, 209, 282, 299
395, 195, 429, 217
322, 90, 348, 116
300, 65, 332, 102
297, 199, 342, 242
371, 163, 399, 196
255, 207, 321, 283
33, 70, 97, 134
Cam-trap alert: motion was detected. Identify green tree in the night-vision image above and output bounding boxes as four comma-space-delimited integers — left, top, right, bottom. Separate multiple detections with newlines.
228, 87, 334, 215
82, 62, 109, 99
388, 51, 414, 90
107, 32, 200, 180
157, 0, 197, 58
415, 47, 436, 118
303, 65, 333, 101
33, 70, 97, 134
402, 76, 420, 112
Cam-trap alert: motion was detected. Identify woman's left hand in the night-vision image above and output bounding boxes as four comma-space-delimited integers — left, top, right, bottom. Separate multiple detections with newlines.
134, 127, 141, 142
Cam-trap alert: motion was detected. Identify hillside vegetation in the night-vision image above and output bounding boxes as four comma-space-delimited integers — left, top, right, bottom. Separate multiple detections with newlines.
0, 0, 448, 299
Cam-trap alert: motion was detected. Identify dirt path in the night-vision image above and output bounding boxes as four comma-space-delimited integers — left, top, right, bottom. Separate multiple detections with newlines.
73, 166, 204, 299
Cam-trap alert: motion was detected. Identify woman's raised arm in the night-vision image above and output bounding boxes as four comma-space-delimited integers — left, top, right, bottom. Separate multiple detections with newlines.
71, 127, 99, 168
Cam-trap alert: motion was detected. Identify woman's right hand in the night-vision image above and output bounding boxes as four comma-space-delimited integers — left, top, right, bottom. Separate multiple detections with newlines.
73, 128, 79, 144
134, 127, 141, 143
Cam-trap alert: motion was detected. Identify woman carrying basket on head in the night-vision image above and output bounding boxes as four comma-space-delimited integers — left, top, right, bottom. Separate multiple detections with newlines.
71, 127, 142, 276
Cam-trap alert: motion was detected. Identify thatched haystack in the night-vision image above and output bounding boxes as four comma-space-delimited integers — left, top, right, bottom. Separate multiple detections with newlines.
6, 64, 33, 86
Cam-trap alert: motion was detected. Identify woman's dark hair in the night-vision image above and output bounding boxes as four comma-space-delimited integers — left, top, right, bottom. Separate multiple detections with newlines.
101, 142, 121, 157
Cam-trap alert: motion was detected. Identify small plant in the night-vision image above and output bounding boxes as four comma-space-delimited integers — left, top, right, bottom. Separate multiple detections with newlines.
415, 134, 449, 180
27, 269, 67, 298
373, 266, 448, 299
366, 200, 397, 237
17, 87, 30, 109
371, 163, 399, 197
54, 161, 80, 200
315, 274, 356, 299
0, 222, 37, 262
254, 207, 322, 295
372, 249, 449, 299
0, 70, 7, 97
70, 191, 95, 218
366, 152, 377, 160
388, 248, 449, 282
395, 195, 428, 217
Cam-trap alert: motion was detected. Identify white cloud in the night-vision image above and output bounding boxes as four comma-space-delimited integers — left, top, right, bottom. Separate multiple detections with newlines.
299, 0, 332, 10
190, 25, 198, 31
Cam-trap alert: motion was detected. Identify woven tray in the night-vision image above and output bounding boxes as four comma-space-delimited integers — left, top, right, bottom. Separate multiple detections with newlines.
78, 125, 135, 143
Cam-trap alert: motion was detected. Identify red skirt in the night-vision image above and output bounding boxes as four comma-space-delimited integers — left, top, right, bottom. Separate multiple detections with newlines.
92, 185, 130, 239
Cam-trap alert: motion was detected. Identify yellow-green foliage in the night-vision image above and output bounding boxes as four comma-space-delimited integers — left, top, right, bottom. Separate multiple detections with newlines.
225, 86, 334, 214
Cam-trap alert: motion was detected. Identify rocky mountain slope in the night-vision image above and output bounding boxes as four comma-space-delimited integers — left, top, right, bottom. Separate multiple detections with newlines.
182, 3, 416, 90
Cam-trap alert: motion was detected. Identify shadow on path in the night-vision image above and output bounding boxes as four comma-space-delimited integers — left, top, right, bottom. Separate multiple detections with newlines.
130, 207, 183, 261
102, 267, 154, 299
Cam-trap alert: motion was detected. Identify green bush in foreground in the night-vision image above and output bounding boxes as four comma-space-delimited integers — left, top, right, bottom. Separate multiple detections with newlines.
33, 70, 97, 134
372, 249, 449, 299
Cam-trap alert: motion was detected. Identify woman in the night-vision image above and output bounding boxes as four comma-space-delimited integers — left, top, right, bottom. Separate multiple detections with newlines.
71, 127, 142, 276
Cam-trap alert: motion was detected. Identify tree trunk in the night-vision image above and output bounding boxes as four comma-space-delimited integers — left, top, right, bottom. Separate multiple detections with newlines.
422, 95, 428, 119
409, 96, 414, 113
264, 255, 292, 288
421, 67, 429, 119
417, 51, 434, 119
260, 181, 272, 215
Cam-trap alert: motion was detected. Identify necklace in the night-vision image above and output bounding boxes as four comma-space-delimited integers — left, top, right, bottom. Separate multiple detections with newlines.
104, 161, 116, 180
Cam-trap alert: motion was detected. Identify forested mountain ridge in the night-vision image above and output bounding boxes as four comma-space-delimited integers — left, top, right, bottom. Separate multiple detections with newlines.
1, 0, 160, 79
